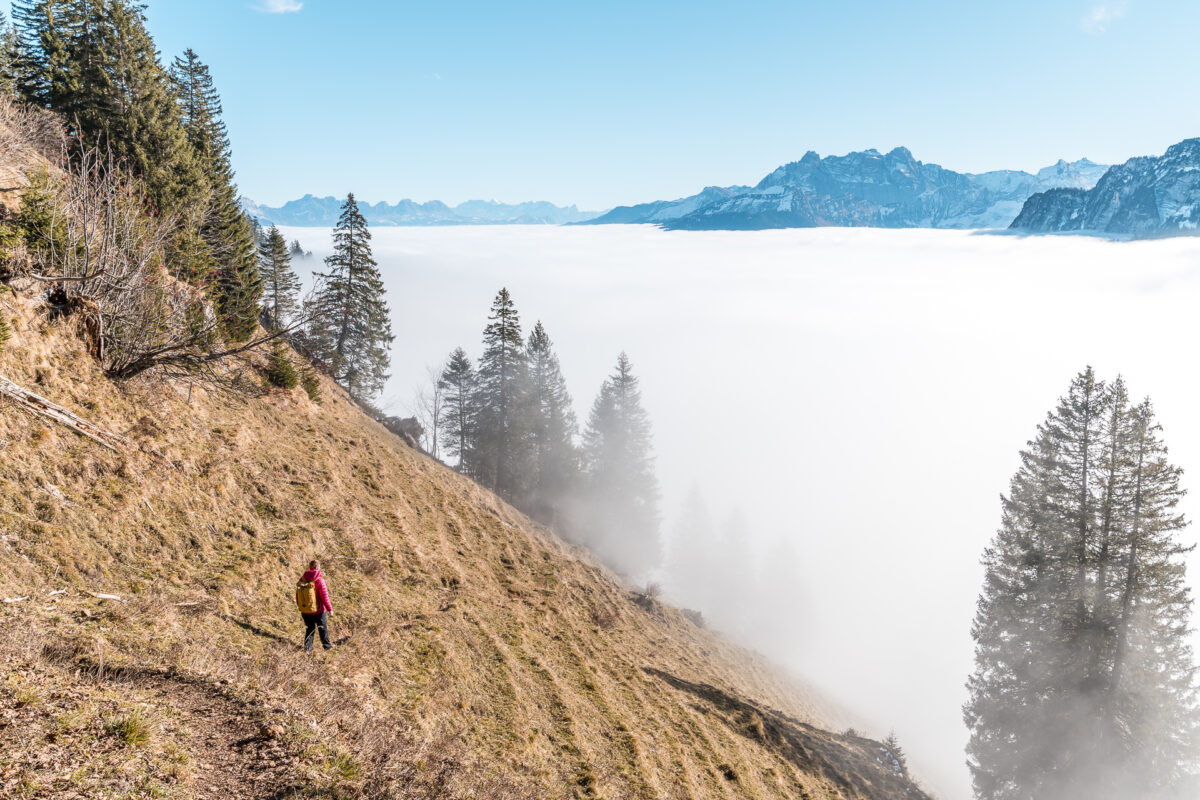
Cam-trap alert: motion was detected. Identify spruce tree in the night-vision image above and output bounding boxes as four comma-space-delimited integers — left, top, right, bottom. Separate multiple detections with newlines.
0, 11, 17, 95
965, 368, 1200, 800
438, 347, 476, 473
526, 320, 579, 524
14, 1, 204, 215
170, 48, 259, 340
471, 288, 533, 500
306, 193, 392, 400
880, 731, 907, 776
258, 225, 301, 331
582, 352, 661, 577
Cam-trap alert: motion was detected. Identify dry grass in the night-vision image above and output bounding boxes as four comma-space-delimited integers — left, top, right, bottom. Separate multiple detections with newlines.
0, 286, 919, 800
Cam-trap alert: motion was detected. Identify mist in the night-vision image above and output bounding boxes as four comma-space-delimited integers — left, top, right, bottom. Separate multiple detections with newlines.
279, 223, 1200, 799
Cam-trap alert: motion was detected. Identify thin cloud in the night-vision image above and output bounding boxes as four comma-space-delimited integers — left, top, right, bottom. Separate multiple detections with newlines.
1082, 2, 1127, 33
258, 0, 303, 13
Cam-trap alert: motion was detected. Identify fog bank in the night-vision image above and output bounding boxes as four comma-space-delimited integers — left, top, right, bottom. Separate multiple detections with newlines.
280, 224, 1200, 799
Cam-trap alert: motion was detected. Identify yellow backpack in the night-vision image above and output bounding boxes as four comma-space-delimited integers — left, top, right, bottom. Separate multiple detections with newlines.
296, 578, 319, 614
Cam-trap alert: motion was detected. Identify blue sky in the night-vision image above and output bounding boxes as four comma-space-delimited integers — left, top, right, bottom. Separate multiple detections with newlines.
59, 1, 1200, 207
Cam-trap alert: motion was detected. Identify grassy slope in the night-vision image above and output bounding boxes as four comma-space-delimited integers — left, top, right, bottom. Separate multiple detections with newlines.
0, 288, 929, 800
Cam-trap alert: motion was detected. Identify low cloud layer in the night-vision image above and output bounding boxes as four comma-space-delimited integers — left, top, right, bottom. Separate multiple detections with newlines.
281, 224, 1200, 799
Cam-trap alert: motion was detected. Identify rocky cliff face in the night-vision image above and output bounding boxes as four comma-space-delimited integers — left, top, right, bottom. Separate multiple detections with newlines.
583, 149, 1106, 230
1011, 139, 1200, 236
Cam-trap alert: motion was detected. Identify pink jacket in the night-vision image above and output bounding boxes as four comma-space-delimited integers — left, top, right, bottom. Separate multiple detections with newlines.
301, 569, 332, 613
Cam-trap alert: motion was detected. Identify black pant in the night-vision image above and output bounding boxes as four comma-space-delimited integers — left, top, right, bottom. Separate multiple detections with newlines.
302, 612, 332, 652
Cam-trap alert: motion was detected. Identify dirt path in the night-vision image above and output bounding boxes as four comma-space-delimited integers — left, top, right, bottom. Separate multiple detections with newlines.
132, 674, 300, 800
1, 655, 302, 800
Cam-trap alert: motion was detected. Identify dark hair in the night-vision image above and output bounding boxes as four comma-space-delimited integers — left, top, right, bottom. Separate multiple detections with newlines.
309, 560, 319, 570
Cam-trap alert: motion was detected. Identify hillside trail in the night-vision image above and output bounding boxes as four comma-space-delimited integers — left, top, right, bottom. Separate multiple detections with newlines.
103, 667, 301, 800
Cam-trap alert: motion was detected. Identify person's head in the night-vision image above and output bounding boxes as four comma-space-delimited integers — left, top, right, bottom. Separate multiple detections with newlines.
309, 559, 320, 571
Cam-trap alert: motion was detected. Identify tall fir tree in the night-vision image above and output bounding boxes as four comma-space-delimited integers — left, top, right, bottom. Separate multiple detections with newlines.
0, 11, 17, 95
965, 368, 1200, 800
306, 193, 392, 400
470, 288, 533, 501
582, 352, 661, 577
258, 225, 301, 331
170, 47, 259, 340
14, 0, 204, 216
438, 347, 476, 473
525, 320, 580, 524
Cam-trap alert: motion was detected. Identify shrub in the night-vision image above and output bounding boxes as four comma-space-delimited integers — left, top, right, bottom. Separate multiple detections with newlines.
300, 363, 322, 402
0, 314, 10, 352
266, 342, 299, 390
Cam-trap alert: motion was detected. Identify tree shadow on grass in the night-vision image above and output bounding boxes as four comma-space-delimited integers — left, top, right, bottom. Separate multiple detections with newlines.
220, 615, 295, 648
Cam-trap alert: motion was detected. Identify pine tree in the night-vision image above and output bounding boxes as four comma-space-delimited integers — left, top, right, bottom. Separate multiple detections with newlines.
306, 193, 392, 400
438, 347, 476, 473
582, 352, 661, 577
14, 1, 204, 215
525, 320, 579, 524
0, 11, 18, 95
965, 368, 1200, 800
258, 225, 301, 331
170, 48, 259, 340
265, 340, 298, 390
471, 288, 533, 500
880, 731, 907, 776
9, 1, 73, 108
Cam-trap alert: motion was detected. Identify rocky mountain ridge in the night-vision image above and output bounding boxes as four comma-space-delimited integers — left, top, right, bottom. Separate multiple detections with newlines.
583, 149, 1106, 230
242, 194, 601, 227
1010, 138, 1200, 236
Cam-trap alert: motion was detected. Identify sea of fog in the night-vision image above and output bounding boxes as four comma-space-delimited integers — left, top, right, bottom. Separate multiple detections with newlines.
278, 223, 1200, 800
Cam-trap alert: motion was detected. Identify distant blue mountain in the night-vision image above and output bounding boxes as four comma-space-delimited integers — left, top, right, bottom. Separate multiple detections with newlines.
581, 149, 1107, 230
1011, 138, 1200, 237
242, 195, 602, 227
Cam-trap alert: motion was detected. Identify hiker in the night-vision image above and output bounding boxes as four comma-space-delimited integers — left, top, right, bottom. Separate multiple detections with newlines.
296, 560, 334, 652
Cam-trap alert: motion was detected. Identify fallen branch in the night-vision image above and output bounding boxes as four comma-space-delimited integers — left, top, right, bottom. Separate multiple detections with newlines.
3, 596, 30, 604
85, 591, 123, 602
0, 374, 128, 452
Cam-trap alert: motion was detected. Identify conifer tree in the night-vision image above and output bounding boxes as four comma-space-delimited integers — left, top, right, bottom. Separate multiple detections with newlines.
306, 193, 392, 399
582, 352, 661, 577
880, 731, 907, 776
965, 368, 1200, 800
525, 320, 579, 523
258, 225, 301, 331
438, 347, 476, 473
170, 48, 259, 340
14, 1, 204, 215
471, 288, 533, 500
0, 11, 18, 95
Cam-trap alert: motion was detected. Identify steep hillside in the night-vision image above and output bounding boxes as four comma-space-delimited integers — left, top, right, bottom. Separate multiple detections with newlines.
0, 288, 930, 799
1011, 138, 1200, 236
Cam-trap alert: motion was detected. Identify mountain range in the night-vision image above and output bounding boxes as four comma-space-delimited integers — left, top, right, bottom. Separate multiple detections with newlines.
1010, 138, 1200, 236
241, 195, 601, 227
583, 149, 1109, 230
251, 138, 1200, 238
